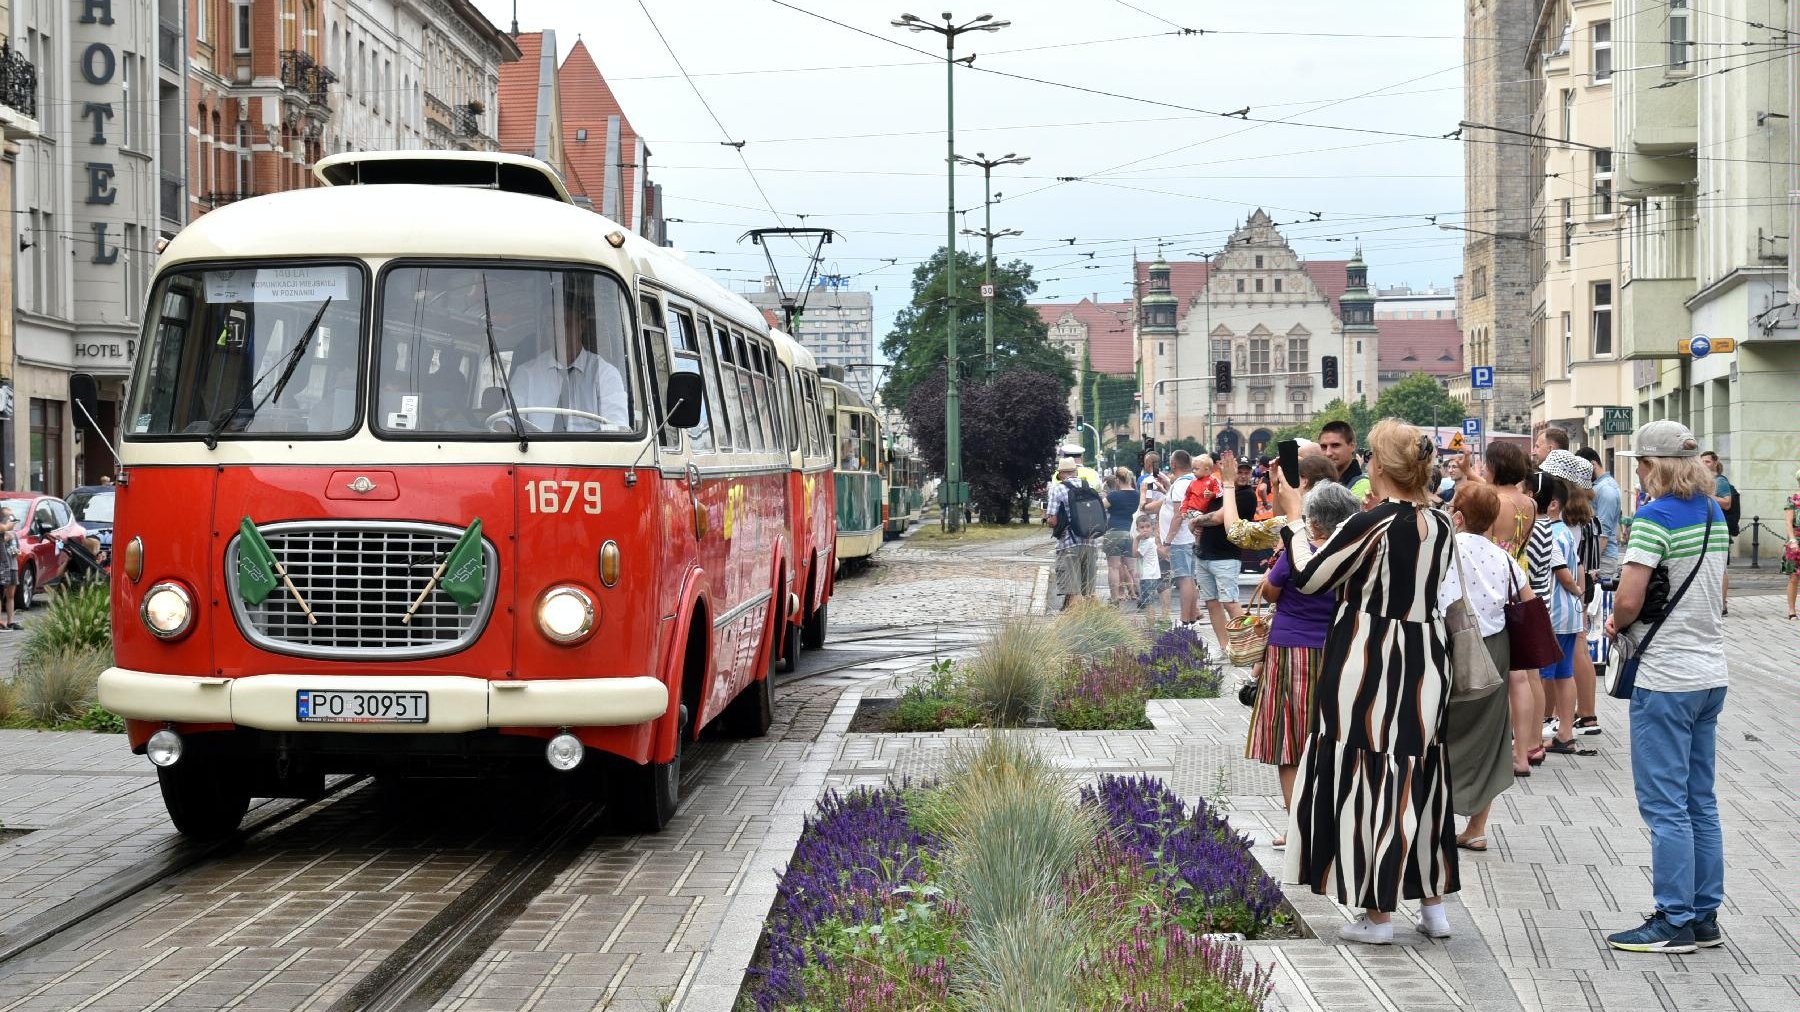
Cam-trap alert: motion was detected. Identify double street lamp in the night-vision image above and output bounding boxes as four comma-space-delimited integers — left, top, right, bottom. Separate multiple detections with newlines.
893, 11, 1009, 532
955, 151, 1029, 378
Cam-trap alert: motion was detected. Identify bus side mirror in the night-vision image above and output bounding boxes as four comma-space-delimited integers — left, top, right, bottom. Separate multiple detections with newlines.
664, 372, 704, 431
70, 373, 101, 428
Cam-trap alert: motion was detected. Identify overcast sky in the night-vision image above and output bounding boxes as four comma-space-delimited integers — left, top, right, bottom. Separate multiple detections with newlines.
470, 1, 1466, 343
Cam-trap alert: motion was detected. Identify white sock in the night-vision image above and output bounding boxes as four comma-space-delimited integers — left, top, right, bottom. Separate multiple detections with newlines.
1422, 904, 1450, 930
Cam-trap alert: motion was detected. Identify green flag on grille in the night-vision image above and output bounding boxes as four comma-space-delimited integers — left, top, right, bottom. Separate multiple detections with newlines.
236, 517, 280, 605
439, 518, 485, 609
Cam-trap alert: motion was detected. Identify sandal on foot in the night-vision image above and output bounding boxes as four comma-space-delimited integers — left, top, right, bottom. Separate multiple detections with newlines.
1527, 745, 1547, 766
1270, 834, 1286, 849
1545, 737, 1579, 755
1456, 836, 1488, 852
1513, 765, 1532, 777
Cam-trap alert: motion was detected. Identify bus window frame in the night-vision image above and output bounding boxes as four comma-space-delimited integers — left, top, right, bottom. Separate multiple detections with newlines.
692, 313, 734, 453
369, 257, 647, 444
124, 257, 373, 443
713, 321, 750, 449
776, 362, 798, 453
639, 292, 676, 449
729, 330, 765, 451
663, 304, 714, 453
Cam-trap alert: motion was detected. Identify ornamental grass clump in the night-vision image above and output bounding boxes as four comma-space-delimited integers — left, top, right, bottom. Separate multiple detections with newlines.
21, 582, 111, 669
959, 619, 1062, 727
1080, 774, 1283, 937
14, 646, 108, 725
1052, 597, 1147, 663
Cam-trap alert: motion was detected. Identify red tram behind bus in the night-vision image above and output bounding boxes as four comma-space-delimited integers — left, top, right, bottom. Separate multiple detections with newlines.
97, 152, 835, 836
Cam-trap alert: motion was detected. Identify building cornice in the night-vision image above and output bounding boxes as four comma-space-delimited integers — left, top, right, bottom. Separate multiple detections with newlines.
1684, 266, 1786, 311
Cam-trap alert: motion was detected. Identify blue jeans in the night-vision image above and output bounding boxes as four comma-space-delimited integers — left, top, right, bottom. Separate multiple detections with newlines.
1629, 685, 1727, 927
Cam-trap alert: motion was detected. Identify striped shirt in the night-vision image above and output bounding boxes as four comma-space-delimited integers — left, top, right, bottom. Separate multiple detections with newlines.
1547, 521, 1585, 634
1525, 517, 1566, 599
1622, 494, 1728, 692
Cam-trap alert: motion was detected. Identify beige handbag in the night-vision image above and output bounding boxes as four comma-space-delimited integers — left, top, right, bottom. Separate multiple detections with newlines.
1224, 582, 1272, 666
1446, 539, 1503, 702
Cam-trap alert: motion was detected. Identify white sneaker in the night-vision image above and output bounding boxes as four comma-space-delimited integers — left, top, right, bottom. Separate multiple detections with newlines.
1416, 906, 1452, 939
1339, 915, 1393, 945
1543, 717, 1560, 738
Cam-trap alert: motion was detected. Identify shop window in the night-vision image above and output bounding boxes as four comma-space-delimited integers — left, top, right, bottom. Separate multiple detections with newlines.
29, 398, 63, 496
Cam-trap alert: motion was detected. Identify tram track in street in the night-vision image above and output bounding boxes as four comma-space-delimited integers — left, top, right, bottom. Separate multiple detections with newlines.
0, 772, 368, 970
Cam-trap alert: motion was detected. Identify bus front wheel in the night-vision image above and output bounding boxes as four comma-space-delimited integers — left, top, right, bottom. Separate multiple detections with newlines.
157, 751, 250, 839
608, 704, 684, 833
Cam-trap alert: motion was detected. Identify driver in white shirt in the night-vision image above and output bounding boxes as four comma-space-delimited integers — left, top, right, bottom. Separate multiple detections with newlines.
508, 289, 628, 432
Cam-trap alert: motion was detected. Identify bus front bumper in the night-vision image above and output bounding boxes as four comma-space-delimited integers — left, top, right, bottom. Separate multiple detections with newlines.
97, 668, 670, 732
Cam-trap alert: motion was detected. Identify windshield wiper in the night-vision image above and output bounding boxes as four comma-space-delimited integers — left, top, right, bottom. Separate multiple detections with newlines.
480, 273, 528, 452
204, 297, 334, 450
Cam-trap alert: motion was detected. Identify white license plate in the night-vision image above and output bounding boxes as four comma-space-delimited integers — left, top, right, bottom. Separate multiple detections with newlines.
296, 689, 428, 724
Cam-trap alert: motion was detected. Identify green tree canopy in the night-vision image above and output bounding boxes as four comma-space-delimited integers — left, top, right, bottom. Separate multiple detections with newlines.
902, 365, 1072, 522
1372, 372, 1466, 432
880, 247, 1075, 409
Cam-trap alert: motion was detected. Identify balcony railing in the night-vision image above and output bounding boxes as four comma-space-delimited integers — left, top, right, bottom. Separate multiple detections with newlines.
0, 42, 37, 119
204, 191, 259, 209
279, 50, 335, 106
160, 174, 183, 224
158, 20, 181, 71
456, 102, 483, 138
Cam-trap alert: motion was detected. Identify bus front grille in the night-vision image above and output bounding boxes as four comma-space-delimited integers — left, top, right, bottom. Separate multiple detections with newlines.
225, 521, 498, 660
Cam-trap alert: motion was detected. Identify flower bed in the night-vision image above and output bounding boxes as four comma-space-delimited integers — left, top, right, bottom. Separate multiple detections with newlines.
874, 625, 1221, 733
745, 761, 1278, 1012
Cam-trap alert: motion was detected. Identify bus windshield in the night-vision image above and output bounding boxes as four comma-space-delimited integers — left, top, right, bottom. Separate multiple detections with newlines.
128, 264, 366, 438
374, 266, 638, 437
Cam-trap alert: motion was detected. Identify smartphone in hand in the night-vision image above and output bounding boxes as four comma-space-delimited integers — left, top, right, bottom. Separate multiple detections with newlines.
1277, 439, 1301, 489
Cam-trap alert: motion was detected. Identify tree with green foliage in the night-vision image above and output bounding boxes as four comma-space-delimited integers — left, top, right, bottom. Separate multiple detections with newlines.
1372, 371, 1467, 432
880, 247, 1075, 410
903, 365, 1072, 523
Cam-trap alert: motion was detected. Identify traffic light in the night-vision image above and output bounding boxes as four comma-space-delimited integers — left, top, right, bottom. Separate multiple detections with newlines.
1144, 436, 1157, 453
1321, 355, 1339, 388
1214, 360, 1232, 394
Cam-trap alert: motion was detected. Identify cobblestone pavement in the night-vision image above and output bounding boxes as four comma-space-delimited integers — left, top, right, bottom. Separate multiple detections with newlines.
829, 527, 1049, 632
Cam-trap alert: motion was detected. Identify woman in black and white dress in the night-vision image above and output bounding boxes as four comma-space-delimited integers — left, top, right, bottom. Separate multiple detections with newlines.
1271, 418, 1460, 944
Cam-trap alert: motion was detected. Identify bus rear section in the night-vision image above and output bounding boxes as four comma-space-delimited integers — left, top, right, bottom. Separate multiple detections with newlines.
97, 214, 777, 837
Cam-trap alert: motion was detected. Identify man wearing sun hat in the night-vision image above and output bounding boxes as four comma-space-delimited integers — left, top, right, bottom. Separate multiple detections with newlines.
1603, 419, 1730, 956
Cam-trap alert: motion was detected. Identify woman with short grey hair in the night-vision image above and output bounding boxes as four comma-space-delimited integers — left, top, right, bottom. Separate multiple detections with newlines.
1303, 481, 1361, 541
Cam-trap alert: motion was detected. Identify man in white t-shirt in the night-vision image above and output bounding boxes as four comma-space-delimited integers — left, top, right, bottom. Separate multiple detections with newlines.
1158, 449, 1199, 624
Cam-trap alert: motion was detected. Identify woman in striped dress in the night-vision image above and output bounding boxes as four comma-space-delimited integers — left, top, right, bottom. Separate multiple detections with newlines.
1271, 419, 1460, 944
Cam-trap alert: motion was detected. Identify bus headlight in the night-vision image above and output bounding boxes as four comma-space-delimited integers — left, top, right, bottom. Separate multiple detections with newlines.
536, 585, 596, 644
141, 582, 195, 640
146, 729, 183, 767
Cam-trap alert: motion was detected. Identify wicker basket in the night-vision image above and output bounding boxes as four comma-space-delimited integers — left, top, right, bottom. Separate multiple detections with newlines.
1223, 583, 1271, 665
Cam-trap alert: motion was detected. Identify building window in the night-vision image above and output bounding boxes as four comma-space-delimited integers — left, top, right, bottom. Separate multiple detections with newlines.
29, 399, 63, 496
1592, 21, 1611, 82
1288, 337, 1309, 372
1212, 339, 1230, 367
1668, 2, 1690, 70
198, 0, 208, 44
1156, 342, 1163, 357
1249, 338, 1270, 375
1254, 255, 1264, 269
1561, 198, 1574, 257
234, 1, 252, 54
1471, 267, 1487, 299
1235, 278, 1244, 293
1593, 149, 1613, 215
1592, 282, 1613, 356
1273, 278, 1282, 293
1254, 278, 1264, 293
1355, 340, 1362, 354
1562, 312, 1573, 374
1561, 89, 1574, 140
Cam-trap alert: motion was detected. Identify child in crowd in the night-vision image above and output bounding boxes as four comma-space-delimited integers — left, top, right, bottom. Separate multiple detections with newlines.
1133, 512, 1167, 622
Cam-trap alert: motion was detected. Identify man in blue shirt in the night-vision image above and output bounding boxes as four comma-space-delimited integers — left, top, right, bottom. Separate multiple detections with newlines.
1578, 447, 1622, 582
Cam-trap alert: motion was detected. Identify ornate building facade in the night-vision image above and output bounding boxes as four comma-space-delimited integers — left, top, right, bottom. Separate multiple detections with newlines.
1136, 210, 1374, 458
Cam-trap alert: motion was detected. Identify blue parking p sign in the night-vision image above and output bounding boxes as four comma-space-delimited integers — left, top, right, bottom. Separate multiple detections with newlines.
1462, 418, 1482, 437
1470, 366, 1494, 389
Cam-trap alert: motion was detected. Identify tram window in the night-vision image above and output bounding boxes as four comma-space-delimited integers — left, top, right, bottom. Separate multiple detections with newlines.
666, 309, 713, 451
693, 314, 732, 451
747, 342, 773, 450
713, 323, 750, 449
859, 417, 878, 474
640, 295, 676, 449
126, 263, 365, 439
807, 376, 828, 457
373, 266, 636, 437
731, 331, 765, 450
776, 363, 798, 452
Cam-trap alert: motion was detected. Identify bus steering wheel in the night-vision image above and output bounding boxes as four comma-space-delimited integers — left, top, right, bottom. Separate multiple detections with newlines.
485, 407, 615, 432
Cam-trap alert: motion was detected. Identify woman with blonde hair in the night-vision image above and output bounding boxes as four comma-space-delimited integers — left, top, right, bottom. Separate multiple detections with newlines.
1271, 419, 1459, 943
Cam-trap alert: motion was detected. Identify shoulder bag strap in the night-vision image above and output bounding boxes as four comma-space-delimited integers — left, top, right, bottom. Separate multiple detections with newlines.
1633, 514, 1712, 659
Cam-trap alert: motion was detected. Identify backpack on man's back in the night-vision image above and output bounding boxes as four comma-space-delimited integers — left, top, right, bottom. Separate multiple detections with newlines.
1059, 479, 1108, 540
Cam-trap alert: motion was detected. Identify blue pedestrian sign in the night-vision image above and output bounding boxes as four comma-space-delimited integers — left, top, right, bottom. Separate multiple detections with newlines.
1462, 417, 1482, 437
1470, 366, 1494, 389
1141, 410, 1154, 424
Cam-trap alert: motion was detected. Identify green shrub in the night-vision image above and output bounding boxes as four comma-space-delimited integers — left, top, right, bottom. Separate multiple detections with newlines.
0, 677, 15, 724
961, 620, 1062, 727
889, 665, 984, 732
1051, 598, 1146, 663
23, 583, 112, 669
77, 705, 125, 734
15, 646, 107, 725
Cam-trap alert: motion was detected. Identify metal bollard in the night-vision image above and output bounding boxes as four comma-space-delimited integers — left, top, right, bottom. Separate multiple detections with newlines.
1750, 516, 1760, 569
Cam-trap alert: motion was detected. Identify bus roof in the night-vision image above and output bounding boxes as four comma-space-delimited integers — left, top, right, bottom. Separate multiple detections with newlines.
158, 184, 772, 337
312, 150, 574, 203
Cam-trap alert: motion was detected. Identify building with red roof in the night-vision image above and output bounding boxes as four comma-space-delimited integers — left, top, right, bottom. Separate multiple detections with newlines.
496, 30, 666, 243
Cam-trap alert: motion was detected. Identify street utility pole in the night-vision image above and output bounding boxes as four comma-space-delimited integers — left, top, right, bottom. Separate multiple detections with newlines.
955, 152, 1029, 377
894, 11, 1010, 532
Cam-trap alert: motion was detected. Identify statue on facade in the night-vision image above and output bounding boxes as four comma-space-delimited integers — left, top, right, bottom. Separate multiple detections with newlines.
1275, 344, 1285, 371
1235, 345, 1246, 373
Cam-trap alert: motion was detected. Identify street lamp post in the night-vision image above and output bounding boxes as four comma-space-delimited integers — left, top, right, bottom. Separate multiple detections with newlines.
894, 11, 1009, 533
955, 152, 1029, 377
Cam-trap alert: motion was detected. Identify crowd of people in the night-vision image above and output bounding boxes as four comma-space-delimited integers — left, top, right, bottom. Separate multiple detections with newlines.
1042, 416, 1730, 955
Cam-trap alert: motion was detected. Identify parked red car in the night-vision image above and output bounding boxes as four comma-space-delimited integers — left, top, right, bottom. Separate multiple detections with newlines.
0, 493, 88, 608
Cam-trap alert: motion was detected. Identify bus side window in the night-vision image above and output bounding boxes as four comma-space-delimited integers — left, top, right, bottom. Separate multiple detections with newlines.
666, 307, 712, 451
776, 362, 798, 452
714, 323, 750, 449
639, 294, 675, 448
730, 331, 765, 451
749, 342, 775, 451
693, 314, 732, 451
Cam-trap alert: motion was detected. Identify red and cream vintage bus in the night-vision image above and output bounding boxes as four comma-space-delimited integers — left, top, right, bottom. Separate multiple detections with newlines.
96, 151, 834, 837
